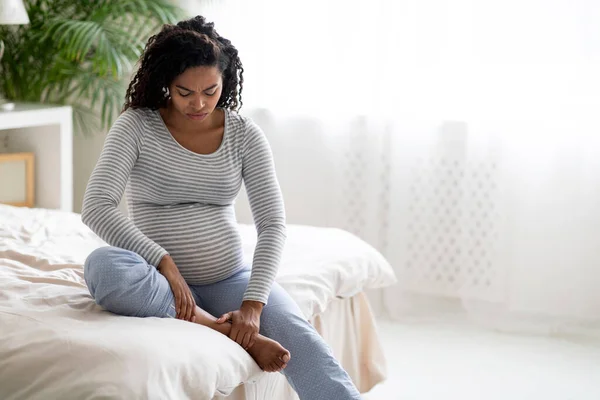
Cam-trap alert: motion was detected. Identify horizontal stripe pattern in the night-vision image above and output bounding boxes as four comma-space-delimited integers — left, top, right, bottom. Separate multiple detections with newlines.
82, 107, 286, 303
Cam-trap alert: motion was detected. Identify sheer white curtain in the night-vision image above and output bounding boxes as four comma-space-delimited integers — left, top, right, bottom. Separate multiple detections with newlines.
178, 0, 600, 336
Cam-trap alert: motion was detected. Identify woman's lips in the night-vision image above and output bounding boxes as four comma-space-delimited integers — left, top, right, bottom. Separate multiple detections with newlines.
187, 112, 208, 120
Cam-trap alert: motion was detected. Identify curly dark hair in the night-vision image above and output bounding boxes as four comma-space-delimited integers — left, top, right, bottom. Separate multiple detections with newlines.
123, 16, 244, 112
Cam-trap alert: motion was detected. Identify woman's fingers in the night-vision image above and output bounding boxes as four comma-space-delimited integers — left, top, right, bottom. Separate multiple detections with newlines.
247, 333, 257, 349
230, 326, 240, 343
175, 288, 182, 319
181, 288, 190, 321
187, 295, 195, 321
216, 312, 232, 323
185, 292, 194, 321
241, 332, 251, 349
182, 294, 189, 321
179, 289, 187, 320
234, 330, 243, 345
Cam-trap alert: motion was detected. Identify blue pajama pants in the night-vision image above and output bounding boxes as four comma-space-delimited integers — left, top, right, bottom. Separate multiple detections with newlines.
83, 246, 361, 400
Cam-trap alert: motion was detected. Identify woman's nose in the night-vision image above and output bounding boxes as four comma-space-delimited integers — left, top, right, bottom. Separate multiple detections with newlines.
191, 95, 204, 109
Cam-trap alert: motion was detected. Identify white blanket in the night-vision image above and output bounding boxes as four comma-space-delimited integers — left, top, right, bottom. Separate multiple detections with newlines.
0, 205, 396, 399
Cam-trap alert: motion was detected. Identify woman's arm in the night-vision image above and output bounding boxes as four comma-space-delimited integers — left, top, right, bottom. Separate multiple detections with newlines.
241, 119, 287, 305
81, 110, 168, 267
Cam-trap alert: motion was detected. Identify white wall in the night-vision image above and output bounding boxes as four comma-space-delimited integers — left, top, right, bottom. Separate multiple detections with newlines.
73, 132, 104, 213
73, 131, 129, 214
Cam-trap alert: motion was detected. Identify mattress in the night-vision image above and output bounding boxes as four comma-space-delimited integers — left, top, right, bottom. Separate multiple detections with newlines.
0, 204, 396, 399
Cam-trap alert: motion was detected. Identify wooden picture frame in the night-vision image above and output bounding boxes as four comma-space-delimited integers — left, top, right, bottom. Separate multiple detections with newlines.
0, 152, 35, 208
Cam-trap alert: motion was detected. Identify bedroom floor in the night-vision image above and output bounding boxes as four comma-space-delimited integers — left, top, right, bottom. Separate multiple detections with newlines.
362, 319, 600, 400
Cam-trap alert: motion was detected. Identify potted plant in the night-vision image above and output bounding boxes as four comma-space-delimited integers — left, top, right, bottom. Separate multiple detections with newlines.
0, 0, 184, 134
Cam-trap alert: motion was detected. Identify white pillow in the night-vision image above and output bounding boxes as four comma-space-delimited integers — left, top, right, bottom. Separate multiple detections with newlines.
238, 224, 397, 318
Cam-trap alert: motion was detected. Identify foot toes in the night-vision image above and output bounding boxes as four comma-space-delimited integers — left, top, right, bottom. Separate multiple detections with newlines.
281, 353, 290, 363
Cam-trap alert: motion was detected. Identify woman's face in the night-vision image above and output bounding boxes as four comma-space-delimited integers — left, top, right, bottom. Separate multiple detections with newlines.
167, 66, 223, 123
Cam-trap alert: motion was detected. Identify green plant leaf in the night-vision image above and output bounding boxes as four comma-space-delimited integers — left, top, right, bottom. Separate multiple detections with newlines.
0, 0, 185, 135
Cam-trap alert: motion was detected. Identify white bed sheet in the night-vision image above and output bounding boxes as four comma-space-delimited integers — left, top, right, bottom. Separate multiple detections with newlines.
0, 205, 396, 399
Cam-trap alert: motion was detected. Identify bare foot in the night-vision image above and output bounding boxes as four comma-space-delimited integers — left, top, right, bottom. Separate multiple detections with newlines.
247, 335, 291, 372
187, 306, 290, 372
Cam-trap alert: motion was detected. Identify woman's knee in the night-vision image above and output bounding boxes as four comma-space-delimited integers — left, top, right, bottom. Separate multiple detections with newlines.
260, 285, 306, 330
84, 247, 112, 291
261, 304, 318, 343
85, 246, 137, 284
84, 246, 149, 309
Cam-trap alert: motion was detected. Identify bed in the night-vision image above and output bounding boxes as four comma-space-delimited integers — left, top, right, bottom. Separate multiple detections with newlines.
0, 204, 396, 399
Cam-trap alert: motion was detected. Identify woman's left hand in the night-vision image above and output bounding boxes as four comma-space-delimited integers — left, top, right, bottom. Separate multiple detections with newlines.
216, 301, 263, 349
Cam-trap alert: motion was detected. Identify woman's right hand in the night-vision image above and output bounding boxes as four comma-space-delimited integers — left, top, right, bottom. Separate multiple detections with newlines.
158, 255, 196, 322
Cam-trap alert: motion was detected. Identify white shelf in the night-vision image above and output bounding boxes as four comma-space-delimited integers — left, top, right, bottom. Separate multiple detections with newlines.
0, 103, 73, 212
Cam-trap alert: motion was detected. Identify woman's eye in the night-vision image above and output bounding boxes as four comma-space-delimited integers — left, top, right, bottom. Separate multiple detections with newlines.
206, 91, 217, 97
179, 92, 191, 97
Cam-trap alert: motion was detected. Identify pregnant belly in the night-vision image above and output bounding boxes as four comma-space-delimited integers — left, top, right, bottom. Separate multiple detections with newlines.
132, 203, 246, 283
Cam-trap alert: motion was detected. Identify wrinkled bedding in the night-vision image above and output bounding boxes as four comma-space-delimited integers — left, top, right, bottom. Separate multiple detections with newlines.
0, 205, 396, 399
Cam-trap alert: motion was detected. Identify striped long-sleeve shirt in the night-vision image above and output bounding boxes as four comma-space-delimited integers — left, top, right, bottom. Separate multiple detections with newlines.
81, 107, 286, 304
